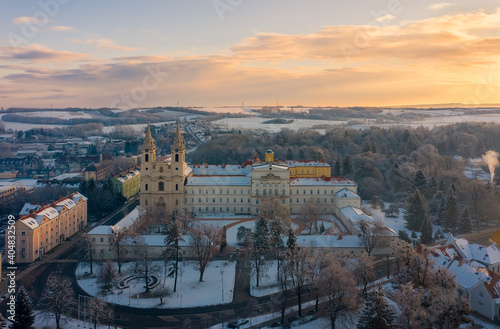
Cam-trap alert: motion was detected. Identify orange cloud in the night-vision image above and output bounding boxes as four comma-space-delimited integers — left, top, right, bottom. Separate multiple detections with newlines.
49, 26, 76, 32
2, 8, 500, 108
70, 38, 140, 51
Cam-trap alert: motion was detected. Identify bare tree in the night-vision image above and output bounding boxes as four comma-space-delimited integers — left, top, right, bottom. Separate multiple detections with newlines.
98, 260, 117, 294
40, 275, 75, 329
87, 297, 113, 329
299, 198, 321, 235
151, 287, 171, 305
356, 218, 388, 256
112, 229, 131, 274
318, 254, 359, 329
175, 206, 195, 234
288, 246, 311, 317
133, 236, 160, 293
305, 249, 330, 312
82, 233, 96, 274
347, 252, 375, 298
190, 224, 219, 282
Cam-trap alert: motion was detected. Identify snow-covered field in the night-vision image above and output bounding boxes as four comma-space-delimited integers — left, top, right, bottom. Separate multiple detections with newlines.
19, 110, 93, 119
77, 260, 236, 308
213, 117, 347, 133
250, 261, 281, 297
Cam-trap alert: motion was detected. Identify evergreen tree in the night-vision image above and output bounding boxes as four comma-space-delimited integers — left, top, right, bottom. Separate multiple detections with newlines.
333, 158, 341, 177
254, 217, 270, 251
12, 286, 35, 329
298, 149, 305, 160
363, 140, 371, 153
164, 220, 184, 292
426, 176, 438, 199
398, 230, 411, 243
286, 148, 294, 160
404, 189, 428, 232
342, 154, 353, 177
420, 215, 433, 245
444, 192, 459, 233
458, 208, 472, 234
286, 228, 297, 255
357, 284, 396, 329
411, 170, 427, 196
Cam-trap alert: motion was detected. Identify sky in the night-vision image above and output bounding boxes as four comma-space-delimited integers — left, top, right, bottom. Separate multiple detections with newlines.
1, 0, 499, 109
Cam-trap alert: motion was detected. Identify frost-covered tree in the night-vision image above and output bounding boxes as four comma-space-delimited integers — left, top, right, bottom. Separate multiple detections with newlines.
394, 282, 426, 329
357, 284, 395, 329
98, 260, 117, 293
356, 218, 388, 256
411, 170, 427, 196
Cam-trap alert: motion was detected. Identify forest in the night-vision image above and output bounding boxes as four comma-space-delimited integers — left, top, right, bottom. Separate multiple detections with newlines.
189, 122, 500, 230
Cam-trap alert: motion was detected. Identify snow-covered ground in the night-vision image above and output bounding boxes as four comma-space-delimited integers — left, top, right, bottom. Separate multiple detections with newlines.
77, 260, 236, 308
363, 201, 447, 241
27, 311, 118, 329
250, 261, 281, 297
19, 110, 93, 119
193, 219, 239, 230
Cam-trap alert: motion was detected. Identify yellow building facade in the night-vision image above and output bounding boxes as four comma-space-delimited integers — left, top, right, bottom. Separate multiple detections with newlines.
112, 169, 140, 199
10, 192, 87, 263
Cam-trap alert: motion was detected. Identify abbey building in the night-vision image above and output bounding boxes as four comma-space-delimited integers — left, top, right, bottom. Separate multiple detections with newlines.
140, 122, 362, 217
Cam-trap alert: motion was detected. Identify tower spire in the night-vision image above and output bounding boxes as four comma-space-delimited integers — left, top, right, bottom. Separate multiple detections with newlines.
144, 118, 154, 147
174, 119, 184, 146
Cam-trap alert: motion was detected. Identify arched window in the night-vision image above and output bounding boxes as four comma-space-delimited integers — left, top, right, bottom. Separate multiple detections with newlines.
175, 199, 179, 206
263, 189, 267, 196
175, 154, 179, 162
159, 182, 164, 191
282, 189, 286, 196
145, 184, 148, 191
145, 154, 149, 162
175, 184, 179, 191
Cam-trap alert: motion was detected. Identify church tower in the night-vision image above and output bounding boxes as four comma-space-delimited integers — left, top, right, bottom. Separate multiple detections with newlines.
140, 120, 156, 210
169, 120, 186, 210
139, 119, 187, 217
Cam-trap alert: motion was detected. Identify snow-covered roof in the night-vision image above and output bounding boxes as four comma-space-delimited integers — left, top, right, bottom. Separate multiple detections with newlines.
190, 164, 251, 176
252, 163, 288, 171
115, 170, 140, 183
295, 235, 362, 248
186, 176, 251, 186
124, 235, 193, 247
340, 206, 374, 225
290, 177, 355, 186
448, 237, 500, 265
35, 207, 59, 223
19, 203, 41, 216
72, 192, 88, 203
335, 188, 359, 198
287, 160, 330, 167
56, 198, 77, 211
431, 244, 500, 299
112, 206, 146, 231
88, 225, 114, 235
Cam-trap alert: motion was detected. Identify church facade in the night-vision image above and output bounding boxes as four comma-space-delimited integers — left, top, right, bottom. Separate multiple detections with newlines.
140, 123, 361, 217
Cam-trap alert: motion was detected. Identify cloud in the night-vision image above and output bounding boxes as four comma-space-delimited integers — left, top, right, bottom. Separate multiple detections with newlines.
428, 2, 456, 10
375, 14, 395, 23
12, 16, 51, 25
0, 44, 89, 63
70, 38, 139, 51
49, 26, 76, 32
